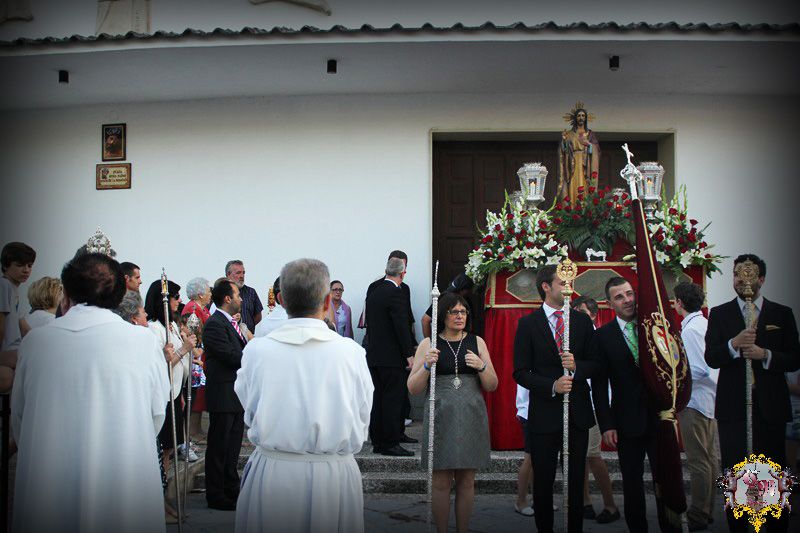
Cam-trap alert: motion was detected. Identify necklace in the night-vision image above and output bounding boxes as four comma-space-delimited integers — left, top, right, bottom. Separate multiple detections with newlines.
443, 332, 465, 389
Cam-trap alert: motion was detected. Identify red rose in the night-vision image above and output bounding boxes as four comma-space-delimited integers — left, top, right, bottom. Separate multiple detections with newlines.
550, 245, 559, 252
678, 237, 684, 244
690, 219, 698, 226
474, 245, 480, 251
591, 171, 599, 179
498, 233, 505, 241
606, 201, 614, 208
506, 213, 514, 220
505, 245, 513, 253
578, 186, 585, 193
556, 203, 563, 210
525, 241, 534, 249
668, 208, 678, 216
564, 206, 572, 213
518, 230, 526, 238
612, 194, 619, 201
485, 235, 493, 243
598, 190, 606, 198
690, 227, 697, 234
673, 225, 682, 232
705, 253, 712, 259
615, 205, 622, 212
656, 234, 665, 242
624, 212, 632, 218
623, 200, 632, 207
495, 224, 502, 231
497, 253, 505, 260
553, 217, 563, 224
680, 246, 688, 253
621, 193, 629, 200
665, 245, 672, 251
591, 220, 600, 227
577, 194, 585, 202
588, 186, 596, 194
679, 213, 686, 221
687, 233, 697, 243
572, 214, 580, 221
563, 196, 570, 203
484, 251, 493, 258
538, 220, 547, 230
699, 241, 707, 249
591, 197, 599, 205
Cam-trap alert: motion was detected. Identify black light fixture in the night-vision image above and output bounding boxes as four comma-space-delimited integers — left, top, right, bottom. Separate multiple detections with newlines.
58, 69, 69, 84
609, 55, 620, 72
326, 59, 337, 74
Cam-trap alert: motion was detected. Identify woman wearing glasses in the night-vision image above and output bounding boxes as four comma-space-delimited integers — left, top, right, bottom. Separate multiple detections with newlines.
408, 292, 498, 533
327, 279, 353, 338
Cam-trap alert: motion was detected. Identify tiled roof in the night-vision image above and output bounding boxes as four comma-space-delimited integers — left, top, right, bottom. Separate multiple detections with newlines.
4, 21, 800, 47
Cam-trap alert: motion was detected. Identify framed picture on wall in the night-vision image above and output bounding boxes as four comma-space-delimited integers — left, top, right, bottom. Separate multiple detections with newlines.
101, 123, 126, 161
96, 163, 131, 190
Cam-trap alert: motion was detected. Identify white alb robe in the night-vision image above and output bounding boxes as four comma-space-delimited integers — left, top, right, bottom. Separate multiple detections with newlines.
234, 317, 374, 533
11, 304, 171, 533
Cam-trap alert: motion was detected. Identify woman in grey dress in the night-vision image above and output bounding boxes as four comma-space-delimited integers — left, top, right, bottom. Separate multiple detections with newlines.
408, 292, 498, 533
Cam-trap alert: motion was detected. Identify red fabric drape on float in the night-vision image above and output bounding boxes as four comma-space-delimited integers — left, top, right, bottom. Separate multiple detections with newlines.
631, 198, 691, 528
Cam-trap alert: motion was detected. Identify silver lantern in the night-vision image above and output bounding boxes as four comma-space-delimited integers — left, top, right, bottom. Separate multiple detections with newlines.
635, 161, 665, 220
517, 163, 548, 209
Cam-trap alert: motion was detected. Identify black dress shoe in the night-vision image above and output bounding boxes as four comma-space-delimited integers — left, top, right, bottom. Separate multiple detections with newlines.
207, 498, 237, 511
381, 444, 414, 457
583, 505, 596, 519
595, 508, 620, 524
400, 434, 418, 444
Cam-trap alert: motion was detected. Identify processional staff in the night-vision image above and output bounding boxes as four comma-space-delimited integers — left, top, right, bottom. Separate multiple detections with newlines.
737, 260, 759, 455
557, 258, 578, 531
426, 261, 441, 531
162, 269, 183, 532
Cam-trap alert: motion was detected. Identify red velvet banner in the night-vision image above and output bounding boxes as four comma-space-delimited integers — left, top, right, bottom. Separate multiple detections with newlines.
482, 264, 704, 450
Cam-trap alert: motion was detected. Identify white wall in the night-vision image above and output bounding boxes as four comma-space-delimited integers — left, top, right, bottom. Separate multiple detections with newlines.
1, 0, 797, 41
1, 92, 798, 339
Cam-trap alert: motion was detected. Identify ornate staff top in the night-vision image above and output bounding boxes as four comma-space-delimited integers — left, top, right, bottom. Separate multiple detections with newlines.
620, 143, 643, 200
556, 258, 577, 295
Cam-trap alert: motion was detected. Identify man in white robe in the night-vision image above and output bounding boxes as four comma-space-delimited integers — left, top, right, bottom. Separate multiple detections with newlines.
11, 253, 170, 533
234, 258, 373, 533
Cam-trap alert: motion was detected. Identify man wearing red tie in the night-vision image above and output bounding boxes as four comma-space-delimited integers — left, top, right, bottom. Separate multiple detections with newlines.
203, 278, 246, 510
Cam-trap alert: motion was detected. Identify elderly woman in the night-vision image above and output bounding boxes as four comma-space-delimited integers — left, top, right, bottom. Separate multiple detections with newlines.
327, 279, 353, 338
182, 277, 211, 439
21, 276, 62, 332
408, 292, 498, 533
144, 280, 198, 467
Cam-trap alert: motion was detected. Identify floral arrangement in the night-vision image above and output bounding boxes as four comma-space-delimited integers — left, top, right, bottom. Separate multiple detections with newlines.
648, 186, 725, 276
466, 193, 568, 284
550, 185, 635, 257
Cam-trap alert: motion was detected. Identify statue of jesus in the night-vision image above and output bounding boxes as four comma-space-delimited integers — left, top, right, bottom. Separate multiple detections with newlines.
558, 103, 600, 201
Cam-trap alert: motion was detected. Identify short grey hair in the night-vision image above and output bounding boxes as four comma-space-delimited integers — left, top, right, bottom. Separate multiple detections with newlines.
385, 257, 405, 277
186, 277, 210, 299
225, 260, 243, 276
114, 290, 143, 322
280, 258, 330, 318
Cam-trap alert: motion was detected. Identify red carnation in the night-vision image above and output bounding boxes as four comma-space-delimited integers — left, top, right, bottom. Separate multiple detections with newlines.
498, 253, 505, 260
553, 217, 563, 224
538, 220, 547, 230
668, 208, 678, 216
624, 212, 632, 218
606, 201, 614, 208
506, 213, 514, 220
699, 241, 707, 249
673, 225, 683, 232
592, 198, 600, 205
656, 234, 665, 242
591, 171, 599, 179
550, 245, 559, 252
690, 219, 698, 226
498, 233, 505, 241
588, 186, 596, 194
484, 251, 493, 258
623, 200, 632, 207
572, 214, 580, 221
525, 241, 534, 249
687, 233, 697, 243
505, 245, 513, 252
679, 213, 686, 221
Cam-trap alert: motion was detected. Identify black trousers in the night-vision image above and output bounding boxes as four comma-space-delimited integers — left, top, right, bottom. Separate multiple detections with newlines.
368, 366, 406, 450
718, 417, 788, 533
157, 394, 185, 451
529, 426, 588, 533
617, 431, 678, 532
205, 410, 244, 504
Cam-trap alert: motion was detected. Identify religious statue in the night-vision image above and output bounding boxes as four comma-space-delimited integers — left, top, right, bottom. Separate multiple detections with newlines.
558, 102, 600, 201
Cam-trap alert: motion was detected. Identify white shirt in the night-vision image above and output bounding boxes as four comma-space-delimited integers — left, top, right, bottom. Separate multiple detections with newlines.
681, 311, 718, 419
0, 276, 21, 350
516, 384, 530, 420
24, 309, 56, 330
12, 305, 170, 533
726, 295, 772, 369
254, 304, 288, 338
542, 302, 562, 338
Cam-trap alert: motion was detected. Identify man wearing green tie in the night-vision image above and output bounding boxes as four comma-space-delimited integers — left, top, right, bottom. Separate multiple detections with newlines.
592, 276, 674, 532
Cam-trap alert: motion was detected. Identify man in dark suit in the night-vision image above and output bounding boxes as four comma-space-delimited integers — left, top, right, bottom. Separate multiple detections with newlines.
513, 265, 597, 533
366, 256, 415, 456
202, 278, 246, 510
705, 254, 800, 533
592, 276, 674, 532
